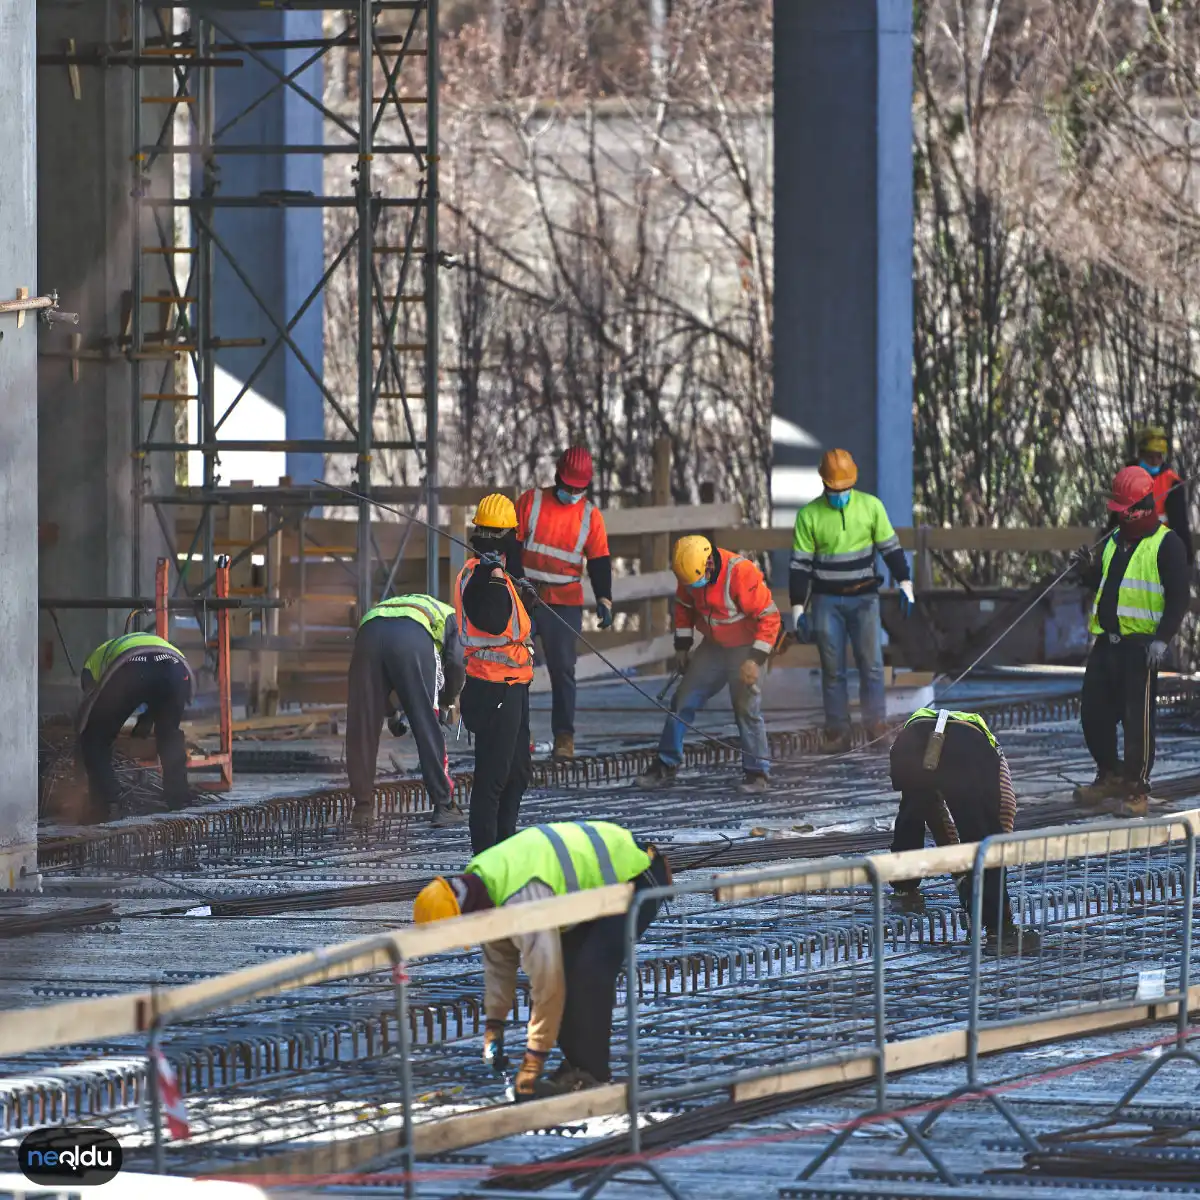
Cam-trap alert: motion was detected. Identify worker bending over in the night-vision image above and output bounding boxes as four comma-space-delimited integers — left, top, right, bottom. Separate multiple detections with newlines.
455, 494, 536, 853
1072, 466, 1190, 817
790, 449, 914, 752
517, 447, 613, 761
413, 820, 670, 1100
347, 593, 466, 830
637, 536, 781, 793
889, 708, 1038, 956
77, 632, 193, 822
1122, 426, 1193, 564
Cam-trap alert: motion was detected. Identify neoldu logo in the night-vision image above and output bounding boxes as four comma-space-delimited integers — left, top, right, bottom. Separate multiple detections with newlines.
18, 1127, 123, 1186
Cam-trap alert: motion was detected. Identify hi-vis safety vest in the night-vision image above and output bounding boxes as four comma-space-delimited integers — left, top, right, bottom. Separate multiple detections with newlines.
467, 820, 652, 906
1151, 468, 1182, 524
790, 490, 902, 594
360, 593, 453, 648
1088, 526, 1168, 637
82, 633, 184, 686
454, 558, 534, 684
675, 550, 781, 653
904, 707, 998, 749
518, 488, 608, 606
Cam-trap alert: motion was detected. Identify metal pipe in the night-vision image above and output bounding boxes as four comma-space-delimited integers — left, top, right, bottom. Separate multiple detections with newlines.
423, 0, 440, 597
39, 597, 284, 610
356, 0, 376, 616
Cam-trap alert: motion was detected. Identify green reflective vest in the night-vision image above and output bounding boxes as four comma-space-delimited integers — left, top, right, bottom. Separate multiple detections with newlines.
83, 634, 179, 684
1088, 527, 1167, 637
904, 707, 998, 748
360, 593, 454, 648
467, 821, 653, 905
791, 491, 901, 590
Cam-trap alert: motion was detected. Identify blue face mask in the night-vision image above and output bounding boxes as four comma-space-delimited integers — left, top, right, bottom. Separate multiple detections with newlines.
689, 576, 708, 589
1139, 460, 1163, 477
826, 489, 852, 510
556, 487, 585, 505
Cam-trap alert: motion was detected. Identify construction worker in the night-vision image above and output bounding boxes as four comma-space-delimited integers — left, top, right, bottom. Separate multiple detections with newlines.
636, 536, 781, 793
346, 594, 466, 830
888, 708, 1039, 956
1071, 465, 1190, 816
790, 449, 914, 753
517, 447, 613, 761
455, 493, 537, 853
1127, 426, 1193, 564
412, 820, 671, 1100
76, 631, 193, 822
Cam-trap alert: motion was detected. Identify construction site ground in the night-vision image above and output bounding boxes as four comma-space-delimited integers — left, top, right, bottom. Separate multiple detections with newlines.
7, 665, 1200, 1197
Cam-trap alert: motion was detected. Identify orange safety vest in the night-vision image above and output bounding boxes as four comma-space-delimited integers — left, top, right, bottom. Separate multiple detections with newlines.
517, 488, 608, 607
454, 558, 535, 684
1151, 468, 1182, 523
674, 550, 781, 653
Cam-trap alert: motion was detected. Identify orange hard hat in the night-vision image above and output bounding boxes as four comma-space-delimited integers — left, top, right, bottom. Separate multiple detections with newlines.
819, 449, 858, 491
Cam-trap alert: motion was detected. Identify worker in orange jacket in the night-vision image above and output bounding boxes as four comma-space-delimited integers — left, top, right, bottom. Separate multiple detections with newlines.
637, 536, 781, 793
517, 447, 613, 761
454, 493, 537, 853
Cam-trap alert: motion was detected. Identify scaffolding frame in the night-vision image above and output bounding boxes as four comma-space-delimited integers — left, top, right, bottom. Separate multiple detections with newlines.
129, 0, 440, 622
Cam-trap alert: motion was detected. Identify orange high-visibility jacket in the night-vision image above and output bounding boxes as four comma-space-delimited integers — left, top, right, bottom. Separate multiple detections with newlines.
454, 558, 534, 684
1152, 468, 1182, 522
516, 488, 609, 607
674, 550, 781, 654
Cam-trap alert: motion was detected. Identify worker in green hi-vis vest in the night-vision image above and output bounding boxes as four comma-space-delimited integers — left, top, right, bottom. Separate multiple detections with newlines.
346, 593, 467, 830
77, 632, 194, 822
412, 821, 671, 1102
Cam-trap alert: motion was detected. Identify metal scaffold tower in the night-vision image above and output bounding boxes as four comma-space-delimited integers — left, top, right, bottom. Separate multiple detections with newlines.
130, 0, 440, 617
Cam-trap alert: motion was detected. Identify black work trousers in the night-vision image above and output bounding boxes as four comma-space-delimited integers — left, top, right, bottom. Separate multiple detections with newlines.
79, 657, 192, 816
889, 720, 1014, 935
1081, 636, 1157, 785
347, 616, 452, 811
462, 675, 531, 853
558, 854, 670, 1081
532, 604, 583, 736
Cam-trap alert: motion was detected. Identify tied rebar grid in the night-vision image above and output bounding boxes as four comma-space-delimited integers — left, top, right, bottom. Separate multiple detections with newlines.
39, 683, 1179, 875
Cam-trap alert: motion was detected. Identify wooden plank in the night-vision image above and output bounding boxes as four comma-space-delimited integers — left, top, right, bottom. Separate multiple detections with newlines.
603, 502, 741, 537
531, 635, 676, 693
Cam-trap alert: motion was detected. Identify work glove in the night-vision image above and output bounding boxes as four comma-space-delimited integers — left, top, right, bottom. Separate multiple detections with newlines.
1147, 640, 1169, 668
674, 647, 690, 674
387, 712, 409, 738
899, 580, 916, 617
1068, 545, 1092, 580
513, 1048, 548, 1098
739, 658, 760, 689
479, 549, 504, 571
596, 598, 614, 630
515, 577, 540, 609
483, 1020, 509, 1073
791, 604, 809, 643
439, 700, 460, 729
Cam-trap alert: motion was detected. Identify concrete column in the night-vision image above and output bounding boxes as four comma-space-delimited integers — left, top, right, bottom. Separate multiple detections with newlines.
772, 0, 914, 529
0, 0, 40, 888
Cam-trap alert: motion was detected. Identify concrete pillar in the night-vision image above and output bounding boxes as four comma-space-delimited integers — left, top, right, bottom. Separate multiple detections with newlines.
772, 0, 914, 530
0, 0, 40, 888
36, 4, 170, 716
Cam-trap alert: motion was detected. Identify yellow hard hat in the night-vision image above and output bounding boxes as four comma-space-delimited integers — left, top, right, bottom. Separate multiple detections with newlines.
672, 535, 713, 586
819, 449, 858, 491
413, 876, 461, 924
473, 493, 517, 530
1135, 425, 1169, 455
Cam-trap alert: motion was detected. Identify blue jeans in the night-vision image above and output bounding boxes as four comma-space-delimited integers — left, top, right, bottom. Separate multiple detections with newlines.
657, 640, 770, 774
812, 592, 885, 734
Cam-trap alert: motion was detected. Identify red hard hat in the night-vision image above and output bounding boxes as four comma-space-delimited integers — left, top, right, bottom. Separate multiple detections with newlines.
1107, 465, 1154, 512
557, 446, 593, 489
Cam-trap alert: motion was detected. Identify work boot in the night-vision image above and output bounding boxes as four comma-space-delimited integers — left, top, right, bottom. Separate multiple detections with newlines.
547, 1062, 603, 1093
738, 771, 770, 795
1073, 771, 1124, 808
889, 888, 926, 915
350, 801, 374, 830
984, 927, 1042, 957
430, 804, 467, 828
1107, 785, 1149, 819
865, 721, 892, 746
552, 732, 575, 761
819, 729, 852, 755
635, 759, 677, 788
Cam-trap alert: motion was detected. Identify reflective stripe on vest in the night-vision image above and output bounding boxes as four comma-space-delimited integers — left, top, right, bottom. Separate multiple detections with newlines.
454, 559, 534, 682
903, 706, 998, 748
360, 593, 453, 646
523, 490, 595, 585
466, 820, 648, 906
1088, 526, 1168, 637
682, 553, 777, 627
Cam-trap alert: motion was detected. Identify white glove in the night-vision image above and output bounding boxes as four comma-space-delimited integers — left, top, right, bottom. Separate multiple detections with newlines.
899, 581, 915, 604
791, 604, 805, 626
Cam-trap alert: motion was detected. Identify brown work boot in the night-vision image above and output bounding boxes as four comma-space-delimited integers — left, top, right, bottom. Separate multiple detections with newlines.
350, 801, 374, 830
552, 732, 575, 761
819, 729, 852, 755
1106, 784, 1149, 819
865, 722, 893, 747
430, 804, 467, 828
635, 759, 677, 788
1073, 771, 1124, 808
737, 770, 770, 795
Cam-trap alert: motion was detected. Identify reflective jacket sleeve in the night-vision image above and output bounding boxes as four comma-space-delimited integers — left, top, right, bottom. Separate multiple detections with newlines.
872, 499, 910, 584
789, 508, 815, 606
515, 490, 534, 543
584, 506, 610, 560
733, 559, 782, 661
674, 585, 696, 647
